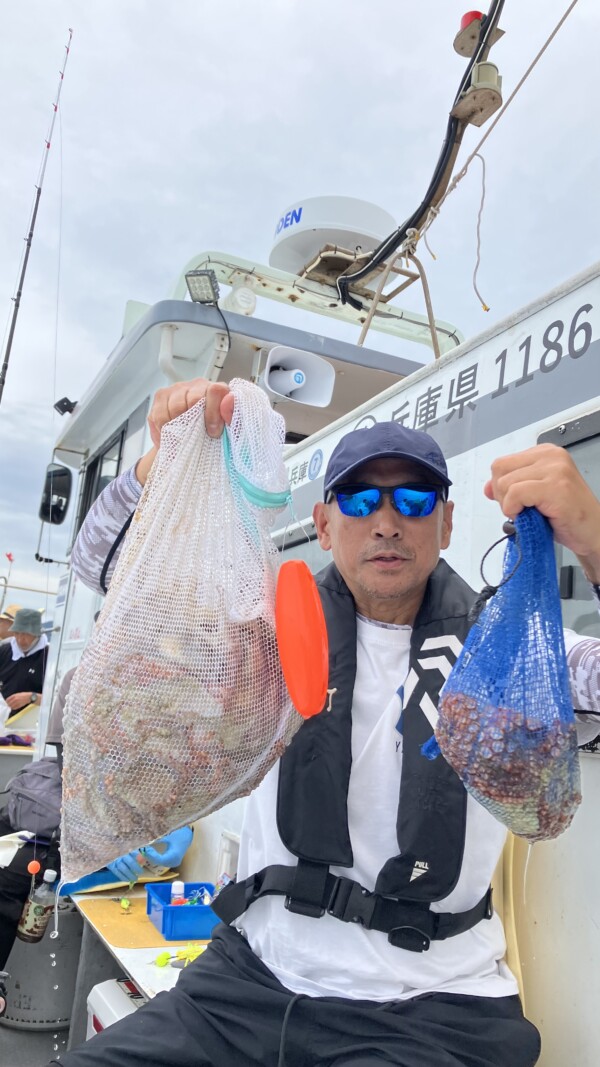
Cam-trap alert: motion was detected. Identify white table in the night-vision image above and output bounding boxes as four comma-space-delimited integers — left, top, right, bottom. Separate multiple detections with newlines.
67, 888, 208, 1046
70, 890, 186, 999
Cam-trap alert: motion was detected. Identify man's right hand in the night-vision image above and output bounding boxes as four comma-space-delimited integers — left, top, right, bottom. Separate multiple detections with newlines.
148, 379, 234, 447
136, 379, 235, 485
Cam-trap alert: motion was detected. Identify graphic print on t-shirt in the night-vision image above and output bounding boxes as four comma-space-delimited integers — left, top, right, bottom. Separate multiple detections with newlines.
402, 635, 464, 731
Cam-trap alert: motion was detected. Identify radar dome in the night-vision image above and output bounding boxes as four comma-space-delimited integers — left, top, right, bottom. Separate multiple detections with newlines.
269, 196, 396, 275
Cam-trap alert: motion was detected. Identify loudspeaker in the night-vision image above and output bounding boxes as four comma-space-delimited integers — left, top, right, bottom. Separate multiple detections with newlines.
262, 346, 335, 408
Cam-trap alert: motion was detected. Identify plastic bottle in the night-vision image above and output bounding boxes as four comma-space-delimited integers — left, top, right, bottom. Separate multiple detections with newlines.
16, 869, 58, 943
170, 880, 186, 905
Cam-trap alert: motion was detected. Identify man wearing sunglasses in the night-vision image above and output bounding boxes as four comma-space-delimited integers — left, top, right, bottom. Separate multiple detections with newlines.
314, 428, 454, 630
55, 379, 600, 1067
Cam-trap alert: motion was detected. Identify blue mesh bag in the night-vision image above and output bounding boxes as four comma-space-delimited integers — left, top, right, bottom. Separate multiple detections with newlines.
426, 507, 581, 842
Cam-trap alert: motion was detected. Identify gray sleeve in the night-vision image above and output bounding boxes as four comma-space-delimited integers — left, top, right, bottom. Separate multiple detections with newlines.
565, 625, 600, 746
70, 466, 143, 595
45, 666, 77, 745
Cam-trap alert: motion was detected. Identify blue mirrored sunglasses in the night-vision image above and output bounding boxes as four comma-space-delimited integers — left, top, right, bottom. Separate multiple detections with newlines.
328, 483, 446, 518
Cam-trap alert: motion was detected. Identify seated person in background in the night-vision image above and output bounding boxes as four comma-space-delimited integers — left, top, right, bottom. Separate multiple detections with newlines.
0, 608, 48, 714
0, 605, 22, 644
0, 665, 193, 1014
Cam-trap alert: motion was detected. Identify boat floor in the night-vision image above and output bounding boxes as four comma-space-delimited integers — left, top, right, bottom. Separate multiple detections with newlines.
0, 1023, 69, 1065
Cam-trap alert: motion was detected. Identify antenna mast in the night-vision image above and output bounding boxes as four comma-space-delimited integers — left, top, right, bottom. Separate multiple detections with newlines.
0, 28, 73, 408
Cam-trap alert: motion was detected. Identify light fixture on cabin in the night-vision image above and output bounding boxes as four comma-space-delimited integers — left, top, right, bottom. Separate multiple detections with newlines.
185, 269, 220, 304
54, 396, 77, 415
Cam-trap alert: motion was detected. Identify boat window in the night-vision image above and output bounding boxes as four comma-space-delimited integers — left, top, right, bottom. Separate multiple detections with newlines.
72, 400, 150, 540
553, 433, 600, 641
120, 398, 150, 472
539, 418, 600, 754
280, 531, 330, 574
73, 430, 125, 538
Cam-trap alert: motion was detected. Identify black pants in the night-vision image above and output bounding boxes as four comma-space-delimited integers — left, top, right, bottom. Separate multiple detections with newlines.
51, 923, 541, 1067
0, 811, 59, 969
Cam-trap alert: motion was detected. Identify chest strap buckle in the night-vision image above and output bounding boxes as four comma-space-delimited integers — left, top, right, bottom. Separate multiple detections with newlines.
327, 877, 377, 927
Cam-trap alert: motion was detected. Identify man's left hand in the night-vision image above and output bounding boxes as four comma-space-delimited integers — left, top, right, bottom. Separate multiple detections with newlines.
5, 693, 33, 711
107, 850, 145, 884
484, 443, 600, 581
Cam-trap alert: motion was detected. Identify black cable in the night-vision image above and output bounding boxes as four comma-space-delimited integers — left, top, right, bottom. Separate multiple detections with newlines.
467, 517, 521, 625
212, 302, 231, 352
99, 512, 134, 594
277, 994, 305, 1067
337, 0, 506, 308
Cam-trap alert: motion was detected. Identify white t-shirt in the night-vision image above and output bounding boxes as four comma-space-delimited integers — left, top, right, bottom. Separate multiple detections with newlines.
236, 615, 516, 1001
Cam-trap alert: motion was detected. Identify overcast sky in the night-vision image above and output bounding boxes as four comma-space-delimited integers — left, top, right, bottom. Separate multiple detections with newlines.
0, 0, 599, 617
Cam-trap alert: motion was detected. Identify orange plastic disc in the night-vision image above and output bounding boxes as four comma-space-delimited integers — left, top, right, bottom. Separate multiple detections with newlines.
27, 859, 41, 875
275, 560, 329, 718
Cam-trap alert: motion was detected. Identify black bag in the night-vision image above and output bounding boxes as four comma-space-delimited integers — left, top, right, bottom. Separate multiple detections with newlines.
4, 757, 62, 838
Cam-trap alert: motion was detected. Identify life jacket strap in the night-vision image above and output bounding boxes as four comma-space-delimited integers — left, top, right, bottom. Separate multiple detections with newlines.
211, 862, 493, 953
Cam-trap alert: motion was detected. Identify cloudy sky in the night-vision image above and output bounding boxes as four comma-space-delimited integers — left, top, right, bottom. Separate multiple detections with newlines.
0, 0, 598, 617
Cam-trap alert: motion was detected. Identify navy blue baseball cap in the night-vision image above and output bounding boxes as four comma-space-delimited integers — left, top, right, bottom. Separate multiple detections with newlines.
323, 422, 452, 496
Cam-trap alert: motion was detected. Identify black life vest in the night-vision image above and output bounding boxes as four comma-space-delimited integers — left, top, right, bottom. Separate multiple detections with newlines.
213, 560, 493, 952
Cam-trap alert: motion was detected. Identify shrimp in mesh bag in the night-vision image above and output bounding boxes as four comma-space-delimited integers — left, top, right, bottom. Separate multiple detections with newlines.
423, 507, 581, 842
60, 379, 302, 882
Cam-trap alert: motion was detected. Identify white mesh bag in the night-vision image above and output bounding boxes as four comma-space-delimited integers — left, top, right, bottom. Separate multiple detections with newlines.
60, 380, 300, 881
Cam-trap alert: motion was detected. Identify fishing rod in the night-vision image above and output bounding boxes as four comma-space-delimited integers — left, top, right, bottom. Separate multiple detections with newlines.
0, 28, 73, 408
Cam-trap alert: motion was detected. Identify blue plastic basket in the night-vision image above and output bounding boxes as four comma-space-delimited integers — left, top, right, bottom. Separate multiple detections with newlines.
146, 881, 220, 941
